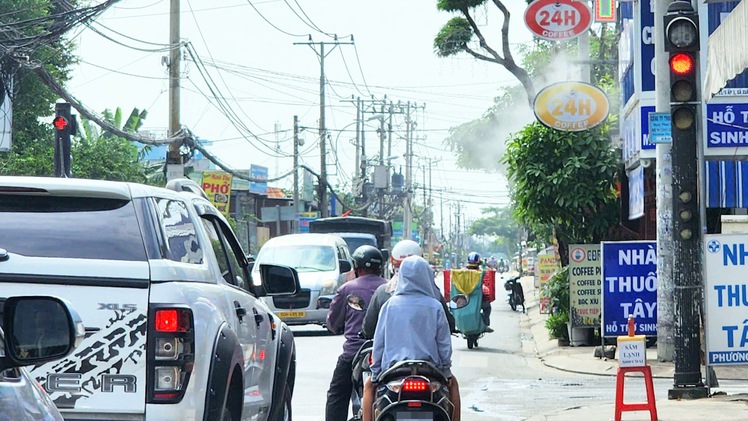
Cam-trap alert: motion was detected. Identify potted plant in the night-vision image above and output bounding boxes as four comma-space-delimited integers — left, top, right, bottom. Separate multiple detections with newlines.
543, 267, 570, 344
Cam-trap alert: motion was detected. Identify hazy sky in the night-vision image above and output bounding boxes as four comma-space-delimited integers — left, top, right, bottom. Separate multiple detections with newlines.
68, 0, 539, 226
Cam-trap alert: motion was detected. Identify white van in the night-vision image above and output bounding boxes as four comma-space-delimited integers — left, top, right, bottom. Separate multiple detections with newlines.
252, 233, 356, 325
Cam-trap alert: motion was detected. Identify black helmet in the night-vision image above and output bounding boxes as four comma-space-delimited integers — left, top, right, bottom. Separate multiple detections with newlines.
352, 245, 383, 271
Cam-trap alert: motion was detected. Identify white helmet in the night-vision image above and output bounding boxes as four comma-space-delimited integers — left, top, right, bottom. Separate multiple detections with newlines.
390, 240, 422, 268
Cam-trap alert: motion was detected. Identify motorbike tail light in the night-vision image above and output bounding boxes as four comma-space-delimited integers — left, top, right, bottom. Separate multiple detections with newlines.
368, 353, 373, 368
402, 378, 429, 392
407, 401, 422, 407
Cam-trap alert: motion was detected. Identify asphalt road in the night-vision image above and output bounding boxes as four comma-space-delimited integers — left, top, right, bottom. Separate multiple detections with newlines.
288, 276, 670, 420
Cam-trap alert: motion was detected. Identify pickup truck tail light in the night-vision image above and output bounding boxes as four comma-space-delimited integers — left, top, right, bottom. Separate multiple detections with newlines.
147, 306, 194, 403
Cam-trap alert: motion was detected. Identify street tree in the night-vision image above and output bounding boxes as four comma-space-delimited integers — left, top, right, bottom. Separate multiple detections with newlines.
434, 0, 536, 107
501, 120, 619, 266
73, 107, 152, 182
468, 206, 519, 255
0, 0, 78, 176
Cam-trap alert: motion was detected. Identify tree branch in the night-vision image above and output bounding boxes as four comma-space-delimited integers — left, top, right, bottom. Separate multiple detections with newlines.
463, 47, 502, 65
461, 7, 505, 65
491, 0, 515, 67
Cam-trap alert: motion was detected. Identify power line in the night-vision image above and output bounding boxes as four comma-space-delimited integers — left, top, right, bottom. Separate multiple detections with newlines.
244, 0, 308, 38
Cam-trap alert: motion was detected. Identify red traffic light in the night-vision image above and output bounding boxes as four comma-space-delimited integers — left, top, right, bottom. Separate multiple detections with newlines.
670, 53, 694, 75
53, 116, 68, 131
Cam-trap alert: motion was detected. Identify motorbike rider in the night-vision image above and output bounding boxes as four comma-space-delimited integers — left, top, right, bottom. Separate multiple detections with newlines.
362, 255, 461, 421
361, 239, 455, 338
325, 245, 388, 421
466, 252, 494, 333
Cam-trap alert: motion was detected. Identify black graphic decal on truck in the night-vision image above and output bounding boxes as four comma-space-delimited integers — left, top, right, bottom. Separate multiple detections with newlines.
33, 310, 147, 408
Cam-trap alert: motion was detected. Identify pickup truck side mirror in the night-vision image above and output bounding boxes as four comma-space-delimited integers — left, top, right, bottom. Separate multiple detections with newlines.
260, 264, 301, 296
0, 296, 84, 371
339, 259, 353, 274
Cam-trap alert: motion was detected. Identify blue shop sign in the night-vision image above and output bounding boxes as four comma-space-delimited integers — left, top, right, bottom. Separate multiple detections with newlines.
706, 104, 748, 148
601, 241, 658, 338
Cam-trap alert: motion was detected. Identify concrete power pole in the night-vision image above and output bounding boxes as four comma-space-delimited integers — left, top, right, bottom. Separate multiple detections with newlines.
404, 102, 413, 241
293, 115, 300, 233
166, 0, 182, 180
655, 0, 675, 362
295, 39, 353, 218
355, 97, 361, 187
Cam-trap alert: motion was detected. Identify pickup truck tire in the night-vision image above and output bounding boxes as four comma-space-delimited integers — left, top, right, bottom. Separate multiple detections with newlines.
280, 384, 292, 421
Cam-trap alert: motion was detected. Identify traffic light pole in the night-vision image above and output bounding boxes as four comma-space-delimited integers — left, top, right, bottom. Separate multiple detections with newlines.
53, 102, 74, 178
664, 0, 708, 400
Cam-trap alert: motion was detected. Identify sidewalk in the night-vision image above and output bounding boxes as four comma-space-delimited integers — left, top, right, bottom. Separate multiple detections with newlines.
518, 275, 748, 420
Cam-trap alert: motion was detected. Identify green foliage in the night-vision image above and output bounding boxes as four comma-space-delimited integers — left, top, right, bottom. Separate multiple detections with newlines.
543, 267, 570, 339
501, 121, 619, 248
0, 0, 78, 176
436, 0, 485, 12
468, 206, 519, 255
434, 17, 473, 57
72, 107, 152, 182
545, 311, 569, 340
546, 266, 570, 314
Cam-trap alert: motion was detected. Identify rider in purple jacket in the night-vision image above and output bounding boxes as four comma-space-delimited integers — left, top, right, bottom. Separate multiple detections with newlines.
325, 245, 387, 421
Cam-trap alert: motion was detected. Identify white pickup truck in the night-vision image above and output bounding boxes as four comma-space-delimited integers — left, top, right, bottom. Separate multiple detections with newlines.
0, 176, 300, 421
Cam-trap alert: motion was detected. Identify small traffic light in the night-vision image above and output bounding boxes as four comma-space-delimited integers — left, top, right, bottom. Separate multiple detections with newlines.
53, 103, 75, 178
664, 1, 700, 243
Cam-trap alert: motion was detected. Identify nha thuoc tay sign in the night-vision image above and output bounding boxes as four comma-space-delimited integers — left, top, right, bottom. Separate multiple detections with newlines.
601, 241, 657, 338
704, 234, 748, 365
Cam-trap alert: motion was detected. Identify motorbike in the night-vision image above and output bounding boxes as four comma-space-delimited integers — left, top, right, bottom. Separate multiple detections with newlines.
372, 360, 454, 421
503, 275, 525, 313
448, 270, 487, 349
350, 337, 374, 421
347, 295, 373, 421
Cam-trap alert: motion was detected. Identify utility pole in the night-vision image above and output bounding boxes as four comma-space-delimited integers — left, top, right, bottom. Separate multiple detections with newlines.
655, 0, 676, 363
355, 97, 361, 188
404, 102, 413, 241
402, 101, 426, 241
440, 190, 444, 242
387, 102, 393, 160
295, 39, 353, 218
166, 0, 182, 181
293, 115, 300, 233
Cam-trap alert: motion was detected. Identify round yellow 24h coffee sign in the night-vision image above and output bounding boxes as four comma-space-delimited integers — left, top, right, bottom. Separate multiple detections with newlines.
533, 82, 610, 132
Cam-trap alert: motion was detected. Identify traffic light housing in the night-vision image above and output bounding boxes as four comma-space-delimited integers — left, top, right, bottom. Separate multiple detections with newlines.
664, 1, 699, 243
53, 102, 77, 178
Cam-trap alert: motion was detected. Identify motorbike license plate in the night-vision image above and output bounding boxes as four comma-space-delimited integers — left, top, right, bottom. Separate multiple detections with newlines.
395, 412, 432, 420
277, 311, 306, 318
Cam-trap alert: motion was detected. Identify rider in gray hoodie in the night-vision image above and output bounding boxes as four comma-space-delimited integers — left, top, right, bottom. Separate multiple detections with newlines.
363, 255, 461, 421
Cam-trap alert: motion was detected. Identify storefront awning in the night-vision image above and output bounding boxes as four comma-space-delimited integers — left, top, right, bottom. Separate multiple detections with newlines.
706, 161, 748, 208
704, 0, 748, 100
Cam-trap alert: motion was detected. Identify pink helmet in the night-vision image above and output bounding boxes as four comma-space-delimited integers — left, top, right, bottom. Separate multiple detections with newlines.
390, 240, 422, 268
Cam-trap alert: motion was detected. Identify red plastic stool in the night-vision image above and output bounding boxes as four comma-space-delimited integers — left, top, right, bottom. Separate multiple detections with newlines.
614, 365, 658, 421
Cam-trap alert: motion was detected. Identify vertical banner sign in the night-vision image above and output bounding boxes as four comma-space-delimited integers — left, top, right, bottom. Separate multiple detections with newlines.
569, 244, 602, 327
601, 241, 657, 338
538, 248, 560, 314
704, 234, 748, 365
249, 164, 268, 195
594, 0, 615, 22
201, 171, 233, 217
